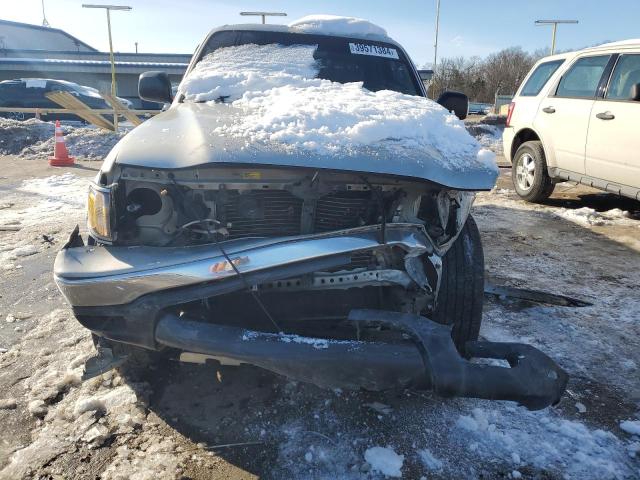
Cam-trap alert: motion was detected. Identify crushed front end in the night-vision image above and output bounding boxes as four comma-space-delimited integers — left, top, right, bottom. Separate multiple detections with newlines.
54, 164, 568, 410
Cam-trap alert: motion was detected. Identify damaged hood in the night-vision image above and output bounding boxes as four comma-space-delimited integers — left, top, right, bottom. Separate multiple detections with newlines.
104, 102, 497, 190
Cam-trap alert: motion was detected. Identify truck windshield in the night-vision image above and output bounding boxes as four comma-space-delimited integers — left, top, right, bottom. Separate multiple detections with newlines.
196, 30, 422, 97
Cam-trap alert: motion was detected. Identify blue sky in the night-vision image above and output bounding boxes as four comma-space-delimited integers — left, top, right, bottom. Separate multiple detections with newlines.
4, 1, 640, 65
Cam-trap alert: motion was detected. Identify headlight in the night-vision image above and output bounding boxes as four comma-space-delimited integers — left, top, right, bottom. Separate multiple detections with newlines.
87, 183, 113, 241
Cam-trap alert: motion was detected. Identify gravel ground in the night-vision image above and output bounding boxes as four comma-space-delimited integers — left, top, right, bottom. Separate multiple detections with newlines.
0, 154, 639, 479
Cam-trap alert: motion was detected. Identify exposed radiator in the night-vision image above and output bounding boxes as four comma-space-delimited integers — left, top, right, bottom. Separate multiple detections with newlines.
315, 192, 372, 232
220, 190, 374, 239
221, 190, 303, 239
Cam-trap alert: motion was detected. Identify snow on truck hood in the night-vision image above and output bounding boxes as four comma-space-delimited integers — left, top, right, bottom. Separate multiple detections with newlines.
107, 41, 497, 190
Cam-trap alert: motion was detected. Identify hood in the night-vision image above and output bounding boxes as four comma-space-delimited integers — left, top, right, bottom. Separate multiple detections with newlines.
104, 103, 497, 190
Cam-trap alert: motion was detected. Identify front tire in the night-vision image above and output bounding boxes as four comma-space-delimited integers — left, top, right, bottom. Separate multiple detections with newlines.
430, 216, 484, 353
512, 141, 555, 202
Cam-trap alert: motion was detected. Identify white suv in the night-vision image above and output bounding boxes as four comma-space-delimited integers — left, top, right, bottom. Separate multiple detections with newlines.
503, 40, 640, 202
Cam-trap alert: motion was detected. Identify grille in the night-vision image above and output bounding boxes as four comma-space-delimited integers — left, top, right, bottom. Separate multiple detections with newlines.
220, 190, 374, 239
315, 191, 373, 232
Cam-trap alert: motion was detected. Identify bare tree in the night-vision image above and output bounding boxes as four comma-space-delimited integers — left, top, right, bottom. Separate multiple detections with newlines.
427, 47, 538, 103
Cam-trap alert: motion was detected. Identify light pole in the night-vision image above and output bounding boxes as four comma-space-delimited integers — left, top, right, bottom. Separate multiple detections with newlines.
535, 19, 578, 55
82, 4, 132, 130
41, 0, 50, 27
430, 0, 441, 98
433, 0, 441, 71
239, 11, 287, 24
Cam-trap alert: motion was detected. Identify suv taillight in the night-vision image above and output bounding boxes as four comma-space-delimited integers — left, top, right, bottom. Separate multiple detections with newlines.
506, 102, 515, 127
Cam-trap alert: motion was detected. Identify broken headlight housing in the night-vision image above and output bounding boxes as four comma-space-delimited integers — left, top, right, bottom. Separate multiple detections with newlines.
87, 183, 113, 242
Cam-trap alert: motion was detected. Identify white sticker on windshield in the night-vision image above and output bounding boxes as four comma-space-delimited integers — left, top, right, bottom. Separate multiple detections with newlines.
349, 43, 399, 60
25, 79, 47, 89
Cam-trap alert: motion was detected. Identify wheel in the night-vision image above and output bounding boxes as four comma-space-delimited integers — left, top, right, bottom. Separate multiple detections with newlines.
512, 141, 555, 202
430, 215, 484, 353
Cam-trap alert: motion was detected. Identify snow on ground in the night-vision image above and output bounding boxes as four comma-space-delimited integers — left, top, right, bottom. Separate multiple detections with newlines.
555, 206, 639, 227
487, 187, 640, 228
0, 118, 125, 160
288, 15, 389, 39
0, 173, 88, 269
364, 446, 404, 477
621, 420, 640, 436
179, 43, 496, 172
0, 309, 190, 480
466, 123, 504, 156
455, 406, 631, 480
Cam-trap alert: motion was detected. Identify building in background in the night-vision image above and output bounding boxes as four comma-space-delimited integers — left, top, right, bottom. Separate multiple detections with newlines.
0, 19, 190, 108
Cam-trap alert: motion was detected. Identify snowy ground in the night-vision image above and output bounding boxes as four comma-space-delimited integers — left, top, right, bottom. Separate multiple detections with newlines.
0, 118, 127, 160
466, 120, 504, 157
0, 156, 639, 479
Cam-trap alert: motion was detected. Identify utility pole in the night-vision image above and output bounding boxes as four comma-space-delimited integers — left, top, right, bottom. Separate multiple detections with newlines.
135, 41, 138, 53
433, 0, 441, 71
82, 4, 132, 130
41, 0, 50, 27
535, 19, 578, 55
431, 0, 441, 98
239, 11, 287, 24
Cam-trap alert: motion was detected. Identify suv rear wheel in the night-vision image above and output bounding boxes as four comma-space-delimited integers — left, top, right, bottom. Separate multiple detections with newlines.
512, 140, 555, 202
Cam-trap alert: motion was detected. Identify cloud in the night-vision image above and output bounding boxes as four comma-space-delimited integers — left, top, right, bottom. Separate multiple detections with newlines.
450, 35, 464, 47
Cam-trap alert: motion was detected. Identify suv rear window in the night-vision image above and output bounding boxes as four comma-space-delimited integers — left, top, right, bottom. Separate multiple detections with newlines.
606, 54, 640, 100
520, 60, 564, 96
555, 55, 610, 98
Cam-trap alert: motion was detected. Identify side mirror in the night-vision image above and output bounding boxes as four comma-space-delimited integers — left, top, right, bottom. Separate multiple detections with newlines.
139, 71, 172, 104
417, 69, 434, 82
631, 83, 640, 101
437, 90, 468, 120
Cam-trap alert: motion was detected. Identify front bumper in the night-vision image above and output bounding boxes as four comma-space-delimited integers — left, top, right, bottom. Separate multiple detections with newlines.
54, 224, 432, 308
154, 309, 567, 410
54, 225, 568, 410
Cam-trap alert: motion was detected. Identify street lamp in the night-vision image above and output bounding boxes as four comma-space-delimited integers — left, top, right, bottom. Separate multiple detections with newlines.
535, 19, 578, 55
240, 11, 287, 24
41, 0, 50, 27
430, 0, 441, 98
82, 4, 132, 130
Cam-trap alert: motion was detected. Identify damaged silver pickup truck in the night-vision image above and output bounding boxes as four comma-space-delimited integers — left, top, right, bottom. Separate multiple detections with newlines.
54, 19, 567, 410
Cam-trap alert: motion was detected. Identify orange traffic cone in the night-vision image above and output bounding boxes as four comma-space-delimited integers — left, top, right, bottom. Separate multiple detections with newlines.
48, 120, 75, 167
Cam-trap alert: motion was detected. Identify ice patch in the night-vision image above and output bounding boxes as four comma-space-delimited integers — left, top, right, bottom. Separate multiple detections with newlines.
73, 385, 137, 417
101, 438, 181, 480
621, 420, 640, 436
0, 173, 87, 232
289, 14, 389, 39
455, 407, 635, 479
9, 244, 37, 257
364, 446, 404, 478
418, 448, 443, 471
556, 207, 636, 227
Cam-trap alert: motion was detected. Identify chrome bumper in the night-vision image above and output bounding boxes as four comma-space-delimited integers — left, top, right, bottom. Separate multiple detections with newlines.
54, 224, 433, 308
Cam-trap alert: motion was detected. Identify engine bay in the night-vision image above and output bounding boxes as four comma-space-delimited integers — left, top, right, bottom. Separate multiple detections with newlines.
108, 165, 474, 252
